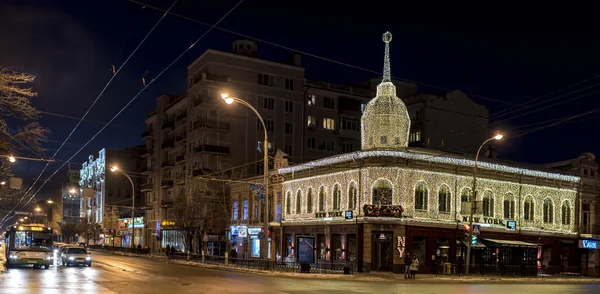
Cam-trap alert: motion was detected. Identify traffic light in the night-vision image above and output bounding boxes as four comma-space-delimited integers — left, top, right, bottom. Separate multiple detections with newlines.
471, 235, 478, 245
464, 224, 470, 240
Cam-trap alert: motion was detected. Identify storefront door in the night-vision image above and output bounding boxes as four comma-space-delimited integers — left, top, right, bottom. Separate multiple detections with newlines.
372, 232, 393, 271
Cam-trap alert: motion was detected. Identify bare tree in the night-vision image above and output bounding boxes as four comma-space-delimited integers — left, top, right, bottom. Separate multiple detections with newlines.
76, 217, 101, 245
170, 193, 205, 258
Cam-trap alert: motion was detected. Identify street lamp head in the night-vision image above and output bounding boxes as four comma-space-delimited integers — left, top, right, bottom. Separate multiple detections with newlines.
19, 218, 24, 222
0, 181, 5, 185
47, 200, 53, 204
35, 207, 41, 212
69, 188, 77, 194
110, 166, 119, 172
224, 97, 234, 104
24, 217, 28, 219
494, 134, 503, 140
221, 93, 228, 99
8, 155, 16, 163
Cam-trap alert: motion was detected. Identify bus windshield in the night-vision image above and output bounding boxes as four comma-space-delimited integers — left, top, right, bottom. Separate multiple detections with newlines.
13, 230, 52, 250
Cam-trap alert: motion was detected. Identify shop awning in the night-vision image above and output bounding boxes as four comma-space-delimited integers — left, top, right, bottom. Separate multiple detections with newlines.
482, 238, 537, 248
462, 239, 486, 249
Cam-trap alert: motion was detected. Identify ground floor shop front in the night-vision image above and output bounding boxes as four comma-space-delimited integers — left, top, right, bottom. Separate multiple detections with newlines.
282, 221, 579, 274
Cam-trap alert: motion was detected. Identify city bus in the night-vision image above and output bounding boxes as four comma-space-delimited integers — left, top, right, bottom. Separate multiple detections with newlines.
4, 224, 54, 269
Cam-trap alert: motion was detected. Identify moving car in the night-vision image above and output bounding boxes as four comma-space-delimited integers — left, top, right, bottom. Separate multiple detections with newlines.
61, 247, 92, 267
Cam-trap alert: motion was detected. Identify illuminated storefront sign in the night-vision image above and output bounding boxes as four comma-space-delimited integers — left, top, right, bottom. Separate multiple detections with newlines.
506, 221, 517, 230
248, 228, 261, 235
579, 239, 599, 250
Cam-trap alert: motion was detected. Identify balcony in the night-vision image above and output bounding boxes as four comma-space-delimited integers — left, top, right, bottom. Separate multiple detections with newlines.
175, 135, 186, 145
176, 155, 185, 163
162, 121, 174, 131
193, 119, 230, 132
141, 150, 153, 158
146, 110, 156, 119
176, 113, 187, 121
579, 224, 600, 235
160, 180, 173, 188
141, 183, 153, 192
141, 166, 154, 175
161, 162, 174, 169
141, 131, 153, 139
192, 167, 213, 177
195, 144, 230, 155
161, 140, 174, 150
161, 200, 173, 208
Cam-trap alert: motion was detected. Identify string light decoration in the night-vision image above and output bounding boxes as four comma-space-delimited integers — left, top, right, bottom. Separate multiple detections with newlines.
361, 32, 411, 150
282, 167, 577, 233
278, 150, 580, 183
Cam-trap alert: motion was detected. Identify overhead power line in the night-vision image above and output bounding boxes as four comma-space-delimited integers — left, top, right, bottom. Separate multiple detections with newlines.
0, 0, 246, 228
0, 0, 180, 227
39, 110, 135, 129
126, 0, 517, 106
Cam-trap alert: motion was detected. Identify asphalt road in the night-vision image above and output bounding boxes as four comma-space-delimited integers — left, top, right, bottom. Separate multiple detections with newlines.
1, 250, 600, 294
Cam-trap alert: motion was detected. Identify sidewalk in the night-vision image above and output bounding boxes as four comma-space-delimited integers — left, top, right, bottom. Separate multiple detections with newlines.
90, 249, 600, 284
0, 244, 7, 273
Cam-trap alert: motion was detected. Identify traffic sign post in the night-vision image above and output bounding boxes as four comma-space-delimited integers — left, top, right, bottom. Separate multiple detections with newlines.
257, 231, 266, 240
472, 224, 481, 235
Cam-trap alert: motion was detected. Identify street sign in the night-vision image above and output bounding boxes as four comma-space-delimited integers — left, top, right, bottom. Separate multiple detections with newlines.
257, 231, 266, 240
472, 224, 481, 235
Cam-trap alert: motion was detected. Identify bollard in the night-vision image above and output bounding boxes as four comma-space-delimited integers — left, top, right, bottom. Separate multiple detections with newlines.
225, 251, 229, 266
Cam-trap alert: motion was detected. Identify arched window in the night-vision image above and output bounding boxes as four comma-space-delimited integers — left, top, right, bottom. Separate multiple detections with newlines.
307, 188, 313, 213
318, 186, 325, 212
296, 190, 302, 214
333, 184, 341, 210
482, 191, 494, 217
524, 196, 534, 221
243, 199, 249, 220
503, 193, 515, 219
232, 201, 239, 221
286, 192, 292, 215
562, 201, 571, 225
438, 185, 451, 213
348, 182, 358, 210
372, 179, 393, 205
414, 182, 428, 211
543, 198, 553, 223
461, 187, 472, 202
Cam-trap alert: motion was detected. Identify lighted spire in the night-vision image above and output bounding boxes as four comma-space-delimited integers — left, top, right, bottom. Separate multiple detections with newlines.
382, 31, 392, 82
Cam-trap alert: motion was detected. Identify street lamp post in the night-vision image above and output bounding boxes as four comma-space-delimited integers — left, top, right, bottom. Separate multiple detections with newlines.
221, 93, 270, 260
465, 134, 503, 275
47, 200, 63, 242
110, 166, 136, 249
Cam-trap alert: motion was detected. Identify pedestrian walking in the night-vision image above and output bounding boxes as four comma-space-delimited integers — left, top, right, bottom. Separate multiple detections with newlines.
170, 244, 175, 257
166, 244, 171, 258
410, 254, 419, 279
404, 253, 411, 279
230, 247, 237, 264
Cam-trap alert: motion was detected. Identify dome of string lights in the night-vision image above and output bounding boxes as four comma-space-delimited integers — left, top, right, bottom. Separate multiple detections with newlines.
361, 32, 411, 150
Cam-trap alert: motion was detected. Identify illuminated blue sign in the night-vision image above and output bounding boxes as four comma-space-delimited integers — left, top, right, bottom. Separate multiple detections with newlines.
506, 221, 517, 230
579, 239, 599, 250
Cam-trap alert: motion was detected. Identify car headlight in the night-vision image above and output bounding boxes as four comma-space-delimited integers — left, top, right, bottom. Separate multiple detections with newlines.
85, 256, 91, 261
9, 255, 17, 259
68, 257, 75, 260
54, 249, 58, 254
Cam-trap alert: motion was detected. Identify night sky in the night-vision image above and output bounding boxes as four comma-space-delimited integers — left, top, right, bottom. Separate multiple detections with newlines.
0, 0, 598, 200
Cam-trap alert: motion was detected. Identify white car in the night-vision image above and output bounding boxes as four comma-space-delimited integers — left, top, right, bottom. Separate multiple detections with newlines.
61, 247, 92, 267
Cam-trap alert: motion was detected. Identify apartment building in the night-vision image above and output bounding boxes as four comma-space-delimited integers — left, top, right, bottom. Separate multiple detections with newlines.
142, 39, 490, 254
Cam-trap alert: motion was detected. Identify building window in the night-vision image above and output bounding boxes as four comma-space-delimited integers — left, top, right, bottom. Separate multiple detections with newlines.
286, 192, 292, 215
324, 97, 335, 109
372, 179, 392, 205
503, 193, 515, 219
243, 199, 249, 220
276, 192, 282, 222
341, 142, 353, 153
284, 101, 294, 113
543, 198, 553, 223
460, 187, 472, 202
318, 186, 325, 212
438, 185, 451, 213
323, 118, 335, 130
261, 97, 274, 110
284, 144, 292, 156
414, 182, 428, 211
307, 94, 316, 106
257, 119, 274, 132
296, 190, 302, 214
258, 73, 274, 86
284, 123, 293, 134
285, 78, 294, 90
409, 131, 422, 143
561, 202, 571, 225
360, 103, 366, 113
307, 188, 313, 213
482, 191, 494, 217
254, 199, 259, 220
348, 182, 357, 210
340, 117, 360, 131
232, 201, 239, 221
307, 138, 316, 149
333, 184, 341, 211
380, 136, 387, 145
321, 140, 335, 152
524, 196, 534, 221
307, 115, 316, 128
